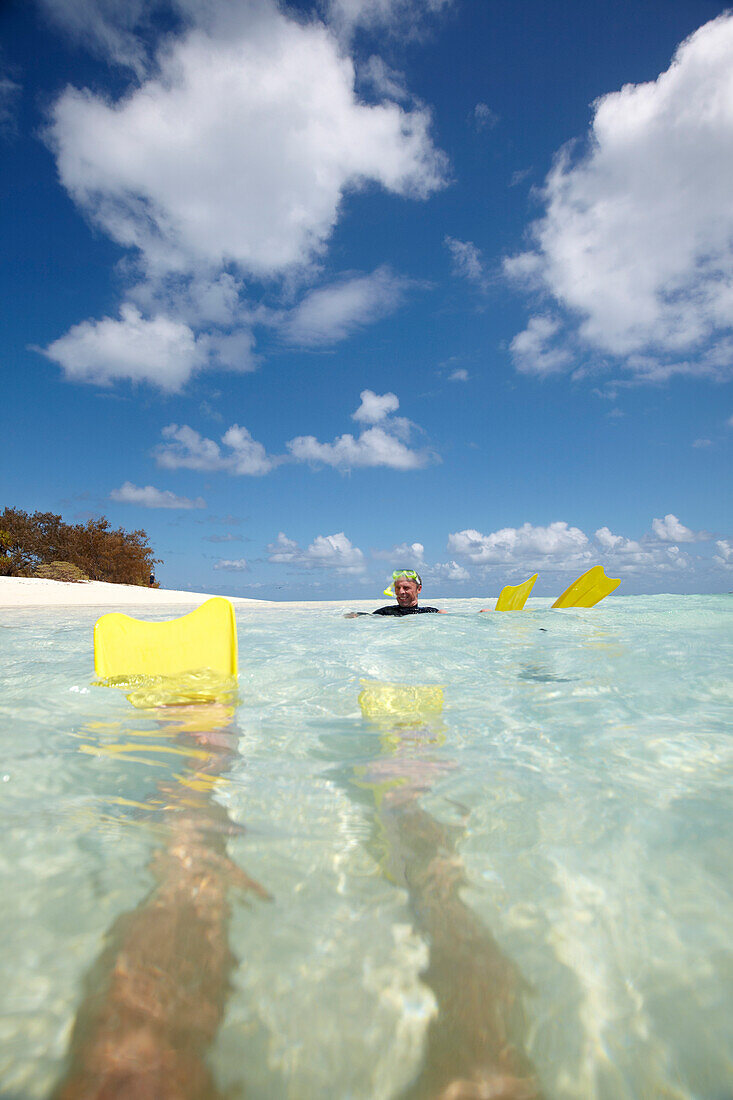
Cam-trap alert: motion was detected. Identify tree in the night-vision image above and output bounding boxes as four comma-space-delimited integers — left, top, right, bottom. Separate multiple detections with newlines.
0, 508, 161, 585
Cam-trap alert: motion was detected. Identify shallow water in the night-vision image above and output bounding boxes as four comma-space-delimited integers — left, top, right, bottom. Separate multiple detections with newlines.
1, 595, 731, 1099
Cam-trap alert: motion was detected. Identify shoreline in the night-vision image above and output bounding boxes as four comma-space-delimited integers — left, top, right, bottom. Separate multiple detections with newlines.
0, 577, 390, 611
0, 577, 275, 609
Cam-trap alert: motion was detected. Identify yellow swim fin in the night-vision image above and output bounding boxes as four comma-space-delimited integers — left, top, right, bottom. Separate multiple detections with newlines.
94, 597, 238, 680
495, 573, 538, 611
551, 566, 620, 609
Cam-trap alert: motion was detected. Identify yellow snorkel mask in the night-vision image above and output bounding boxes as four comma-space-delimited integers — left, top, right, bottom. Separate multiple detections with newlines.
383, 569, 422, 598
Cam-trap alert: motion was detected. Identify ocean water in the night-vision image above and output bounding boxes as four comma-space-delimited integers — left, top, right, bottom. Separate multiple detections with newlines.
0, 595, 731, 1100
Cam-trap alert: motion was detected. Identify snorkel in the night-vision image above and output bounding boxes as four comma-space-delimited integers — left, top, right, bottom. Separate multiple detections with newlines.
383, 569, 422, 600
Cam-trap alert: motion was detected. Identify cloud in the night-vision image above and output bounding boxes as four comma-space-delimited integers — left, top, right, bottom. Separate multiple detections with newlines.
352, 388, 400, 423
325, 0, 452, 38
287, 427, 430, 470
651, 514, 707, 542
46, 2, 446, 283
213, 558, 248, 571
472, 103, 498, 130
0, 68, 21, 136
155, 423, 276, 476
509, 314, 573, 376
40, 305, 210, 391
37, 0, 154, 73
445, 518, 704, 578
692, 438, 712, 448
714, 539, 733, 567
40, 0, 447, 389
595, 526, 642, 553
267, 530, 365, 573
445, 236, 487, 290
154, 391, 434, 477
509, 167, 532, 188
373, 541, 425, 562
203, 533, 243, 544
448, 521, 591, 567
110, 481, 206, 509
129, 272, 248, 330
429, 560, 470, 581
447, 368, 469, 381
286, 390, 434, 470
282, 268, 410, 345
594, 525, 693, 573
359, 55, 410, 101
506, 13, 733, 383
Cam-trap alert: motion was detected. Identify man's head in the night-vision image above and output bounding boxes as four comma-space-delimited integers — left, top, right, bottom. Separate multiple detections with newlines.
392, 569, 421, 607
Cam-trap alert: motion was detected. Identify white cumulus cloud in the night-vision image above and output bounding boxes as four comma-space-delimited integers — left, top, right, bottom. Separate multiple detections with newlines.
46, 2, 446, 281
595, 526, 643, 553
40, 305, 208, 391
506, 13, 733, 383
429, 560, 470, 581
110, 481, 206, 509
714, 539, 733, 567
287, 427, 428, 470
267, 531, 365, 573
593, 526, 673, 572
372, 541, 425, 562
153, 389, 433, 477
448, 521, 590, 567
40, 0, 447, 389
155, 424, 276, 476
509, 314, 573, 376
286, 390, 434, 470
213, 558, 249, 571
651, 514, 705, 542
352, 388, 400, 423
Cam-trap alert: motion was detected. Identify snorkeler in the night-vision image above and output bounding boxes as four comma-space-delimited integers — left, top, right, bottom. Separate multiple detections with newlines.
345, 570, 445, 617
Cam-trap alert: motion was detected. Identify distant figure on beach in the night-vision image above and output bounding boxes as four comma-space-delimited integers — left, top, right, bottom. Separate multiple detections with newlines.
345, 570, 444, 617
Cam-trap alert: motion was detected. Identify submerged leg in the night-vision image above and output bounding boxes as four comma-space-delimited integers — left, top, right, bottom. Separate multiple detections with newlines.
390, 801, 541, 1099
378, 792, 541, 1100
54, 709, 268, 1100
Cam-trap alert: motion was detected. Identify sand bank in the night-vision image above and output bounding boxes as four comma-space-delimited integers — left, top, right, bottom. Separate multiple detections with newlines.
0, 577, 435, 613
0, 577, 275, 609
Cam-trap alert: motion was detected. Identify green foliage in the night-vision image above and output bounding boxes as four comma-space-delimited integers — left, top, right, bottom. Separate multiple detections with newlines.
34, 561, 91, 583
0, 508, 161, 586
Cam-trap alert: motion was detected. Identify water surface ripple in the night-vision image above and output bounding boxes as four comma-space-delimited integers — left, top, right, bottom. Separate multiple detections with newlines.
0, 596, 731, 1099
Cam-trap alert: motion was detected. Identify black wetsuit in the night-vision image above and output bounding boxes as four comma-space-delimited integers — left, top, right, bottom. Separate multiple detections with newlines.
372, 605, 440, 616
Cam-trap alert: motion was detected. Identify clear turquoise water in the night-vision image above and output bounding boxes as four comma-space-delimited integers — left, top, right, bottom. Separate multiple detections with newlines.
1, 595, 731, 1099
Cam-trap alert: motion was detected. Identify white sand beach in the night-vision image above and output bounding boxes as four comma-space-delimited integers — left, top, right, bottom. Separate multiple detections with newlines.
0, 577, 387, 611
0, 577, 275, 608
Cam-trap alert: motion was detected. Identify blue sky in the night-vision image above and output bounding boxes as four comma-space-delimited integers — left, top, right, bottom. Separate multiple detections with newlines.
2, 0, 731, 599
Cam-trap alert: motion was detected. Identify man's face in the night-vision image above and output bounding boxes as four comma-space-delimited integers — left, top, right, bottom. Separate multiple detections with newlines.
394, 577, 420, 607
